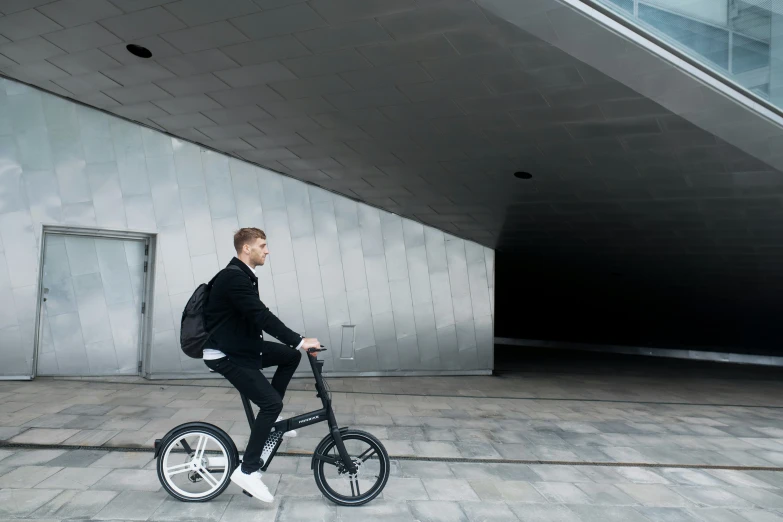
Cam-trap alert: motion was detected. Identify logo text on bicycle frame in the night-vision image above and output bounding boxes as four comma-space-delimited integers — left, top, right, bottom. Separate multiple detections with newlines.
299, 415, 319, 424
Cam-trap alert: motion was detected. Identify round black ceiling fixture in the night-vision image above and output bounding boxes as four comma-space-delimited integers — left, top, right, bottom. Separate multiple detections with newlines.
126, 44, 152, 58
513, 171, 533, 179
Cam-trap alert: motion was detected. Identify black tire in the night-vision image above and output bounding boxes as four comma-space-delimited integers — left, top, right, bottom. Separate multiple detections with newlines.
156, 425, 238, 502
313, 429, 390, 506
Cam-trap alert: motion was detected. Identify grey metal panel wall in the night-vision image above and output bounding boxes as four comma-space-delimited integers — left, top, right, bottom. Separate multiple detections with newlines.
0, 78, 495, 378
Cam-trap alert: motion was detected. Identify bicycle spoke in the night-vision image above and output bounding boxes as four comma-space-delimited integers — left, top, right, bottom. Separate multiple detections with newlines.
197, 466, 219, 488
165, 462, 192, 477
194, 435, 208, 461
353, 476, 361, 496
315, 453, 339, 467
358, 447, 376, 462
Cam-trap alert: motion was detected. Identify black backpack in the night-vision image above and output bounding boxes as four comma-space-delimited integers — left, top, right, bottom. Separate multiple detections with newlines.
180, 265, 243, 359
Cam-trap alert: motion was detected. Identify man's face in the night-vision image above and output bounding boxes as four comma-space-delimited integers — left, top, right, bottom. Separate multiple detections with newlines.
247, 238, 269, 267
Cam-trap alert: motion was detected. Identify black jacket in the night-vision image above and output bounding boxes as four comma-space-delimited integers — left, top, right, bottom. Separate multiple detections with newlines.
203, 257, 302, 368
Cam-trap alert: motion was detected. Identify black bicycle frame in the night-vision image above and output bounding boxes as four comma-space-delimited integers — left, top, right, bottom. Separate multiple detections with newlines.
239, 350, 357, 473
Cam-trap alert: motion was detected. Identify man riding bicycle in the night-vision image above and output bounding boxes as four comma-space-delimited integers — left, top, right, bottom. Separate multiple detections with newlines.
203, 227, 320, 502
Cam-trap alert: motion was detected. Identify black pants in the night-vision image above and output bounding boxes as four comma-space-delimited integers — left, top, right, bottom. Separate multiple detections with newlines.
204, 342, 302, 473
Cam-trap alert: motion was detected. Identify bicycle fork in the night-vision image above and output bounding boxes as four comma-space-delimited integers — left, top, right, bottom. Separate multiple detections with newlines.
327, 409, 358, 474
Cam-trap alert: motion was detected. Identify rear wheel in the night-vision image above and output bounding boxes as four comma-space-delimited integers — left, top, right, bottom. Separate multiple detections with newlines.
157, 425, 237, 502
313, 429, 390, 506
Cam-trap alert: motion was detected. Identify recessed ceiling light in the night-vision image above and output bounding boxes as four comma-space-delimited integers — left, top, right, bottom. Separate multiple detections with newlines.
126, 44, 152, 58
513, 171, 533, 179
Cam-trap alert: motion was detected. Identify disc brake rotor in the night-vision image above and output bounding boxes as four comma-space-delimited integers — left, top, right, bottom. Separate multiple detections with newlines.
338, 458, 362, 479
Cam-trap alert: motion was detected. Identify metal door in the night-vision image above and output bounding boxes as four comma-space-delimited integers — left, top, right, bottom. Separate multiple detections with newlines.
37, 233, 147, 376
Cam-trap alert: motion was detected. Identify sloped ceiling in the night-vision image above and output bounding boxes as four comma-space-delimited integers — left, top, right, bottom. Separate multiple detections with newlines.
1, 0, 782, 288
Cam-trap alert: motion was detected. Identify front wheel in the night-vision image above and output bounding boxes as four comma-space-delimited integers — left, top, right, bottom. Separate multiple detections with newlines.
313, 429, 390, 506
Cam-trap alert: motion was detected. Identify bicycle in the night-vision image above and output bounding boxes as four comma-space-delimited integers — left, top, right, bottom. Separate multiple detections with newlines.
153, 347, 390, 506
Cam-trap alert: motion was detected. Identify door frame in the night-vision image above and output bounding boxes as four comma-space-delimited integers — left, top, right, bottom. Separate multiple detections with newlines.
32, 225, 158, 379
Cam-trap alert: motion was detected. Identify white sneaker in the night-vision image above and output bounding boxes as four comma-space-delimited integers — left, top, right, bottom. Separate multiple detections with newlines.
277, 415, 297, 438
230, 467, 273, 503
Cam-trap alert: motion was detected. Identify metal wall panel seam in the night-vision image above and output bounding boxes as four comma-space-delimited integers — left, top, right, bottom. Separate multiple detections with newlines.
446, 238, 479, 368
305, 188, 336, 369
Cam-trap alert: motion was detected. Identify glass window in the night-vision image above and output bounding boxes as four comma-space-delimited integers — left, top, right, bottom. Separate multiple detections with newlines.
752, 83, 770, 96
732, 33, 770, 73
730, 0, 771, 43
638, 4, 730, 70
605, 0, 634, 14
594, 0, 779, 108
646, 0, 728, 28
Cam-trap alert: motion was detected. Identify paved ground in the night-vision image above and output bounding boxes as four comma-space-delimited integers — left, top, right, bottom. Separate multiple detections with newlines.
2, 372, 783, 467
1, 448, 783, 521
1, 356, 783, 520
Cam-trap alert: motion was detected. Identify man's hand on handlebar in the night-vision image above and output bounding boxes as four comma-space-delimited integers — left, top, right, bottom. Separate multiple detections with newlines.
301, 337, 321, 356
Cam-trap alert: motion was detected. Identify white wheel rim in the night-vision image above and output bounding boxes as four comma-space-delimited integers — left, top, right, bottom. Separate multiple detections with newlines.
161, 431, 230, 499
321, 437, 385, 503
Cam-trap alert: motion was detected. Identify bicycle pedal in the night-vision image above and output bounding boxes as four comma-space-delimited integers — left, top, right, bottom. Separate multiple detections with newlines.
242, 489, 252, 497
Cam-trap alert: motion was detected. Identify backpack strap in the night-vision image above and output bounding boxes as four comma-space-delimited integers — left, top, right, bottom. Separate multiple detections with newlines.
207, 264, 245, 287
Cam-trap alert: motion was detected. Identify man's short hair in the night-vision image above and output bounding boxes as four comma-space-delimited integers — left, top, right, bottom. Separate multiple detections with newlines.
234, 227, 266, 253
